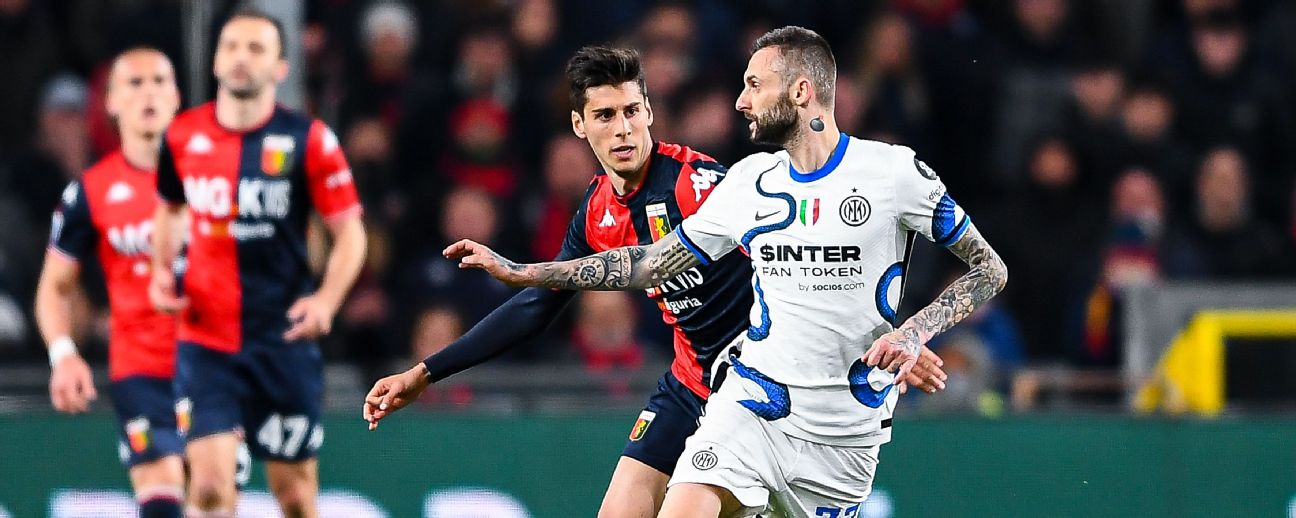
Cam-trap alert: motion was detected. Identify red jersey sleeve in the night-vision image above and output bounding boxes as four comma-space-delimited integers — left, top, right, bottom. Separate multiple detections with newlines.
304, 120, 362, 222
673, 159, 729, 218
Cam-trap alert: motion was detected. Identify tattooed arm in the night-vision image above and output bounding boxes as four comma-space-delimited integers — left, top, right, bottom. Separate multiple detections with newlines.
863, 222, 1008, 377
442, 231, 701, 291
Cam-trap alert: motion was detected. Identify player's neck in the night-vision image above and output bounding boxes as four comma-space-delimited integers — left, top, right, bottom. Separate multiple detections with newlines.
120, 133, 160, 171
601, 155, 650, 197
785, 117, 841, 174
215, 88, 276, 132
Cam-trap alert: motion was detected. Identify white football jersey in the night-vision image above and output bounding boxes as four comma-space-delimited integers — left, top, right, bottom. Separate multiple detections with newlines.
675, 133, 970, 447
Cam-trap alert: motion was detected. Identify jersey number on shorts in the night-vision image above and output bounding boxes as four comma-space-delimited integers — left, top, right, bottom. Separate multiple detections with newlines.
256, 413, 323, 457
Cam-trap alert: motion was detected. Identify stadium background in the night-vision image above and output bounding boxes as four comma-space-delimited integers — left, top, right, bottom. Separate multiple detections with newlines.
0, 0, 1294, 516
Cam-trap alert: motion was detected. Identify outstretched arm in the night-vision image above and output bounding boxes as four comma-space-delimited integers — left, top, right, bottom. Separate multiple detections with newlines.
864, 222, 1008, 378
444, 231, 701, 291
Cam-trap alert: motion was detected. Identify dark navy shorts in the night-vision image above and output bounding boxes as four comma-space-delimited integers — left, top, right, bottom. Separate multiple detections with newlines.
621, 372, 707, 475
174, 341, 324, 462
110, 376, 185, 468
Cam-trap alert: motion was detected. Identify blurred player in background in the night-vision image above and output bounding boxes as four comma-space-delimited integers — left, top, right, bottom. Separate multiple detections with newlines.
149, 9, 366, 518
364, 46, 946, 517
35, 47, 187, 518
444, 26, 1008, 517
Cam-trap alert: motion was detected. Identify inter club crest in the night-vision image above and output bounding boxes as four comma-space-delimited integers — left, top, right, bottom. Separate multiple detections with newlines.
261, 134, 296, 176
629, 410, 656, 441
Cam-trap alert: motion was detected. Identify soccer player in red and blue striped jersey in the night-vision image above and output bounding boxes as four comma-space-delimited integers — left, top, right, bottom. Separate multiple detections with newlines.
35, 47, 188, 518
149, 10, 366, 518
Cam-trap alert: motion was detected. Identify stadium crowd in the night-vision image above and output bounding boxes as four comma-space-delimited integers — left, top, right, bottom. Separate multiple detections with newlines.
1, 0, 1294, 402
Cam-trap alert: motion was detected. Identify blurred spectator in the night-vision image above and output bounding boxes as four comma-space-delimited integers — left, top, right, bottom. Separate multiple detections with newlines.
852, 11, 929, 147
410, 306, 464, 366
1061, 57, 1125, 194
988, 0, 1082, 187
452, 27, 517, 107
1111, 81, 1195, 209
1159, 7, 1295, 223
1164, 147, 1293, 278
332, 220, 398, 373
527, 135, 597, 262
571, 291, 644, 397
0, 0, 62, 156
675, 85, 739, 163
0, 73, 90, 305
341, 1, 422, 130
1071, 169, 1166, 367
398, 186, 517, 343
344, 116, 404, 226
409, 305, 473, 407
437, 98, 520, 199
989, 136, 1099, 359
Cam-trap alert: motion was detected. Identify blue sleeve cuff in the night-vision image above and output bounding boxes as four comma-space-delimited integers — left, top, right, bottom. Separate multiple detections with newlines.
940, 216, 971, 247
674, 226, 713, 266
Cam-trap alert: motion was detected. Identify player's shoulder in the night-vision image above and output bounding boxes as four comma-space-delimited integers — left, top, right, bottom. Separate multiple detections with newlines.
846, 135, 916, 163
843, 136, 930, 181
77, 151, 133, 193
168, 102, 216, 133
729, 151, 784, 177
655, 141, 717, 166
164, 102, 218, 150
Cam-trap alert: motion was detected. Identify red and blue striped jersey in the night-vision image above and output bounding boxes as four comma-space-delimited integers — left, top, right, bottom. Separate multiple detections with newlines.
559, 142, 753, 398
156, 102, 362, 353
49, 151, 176, 380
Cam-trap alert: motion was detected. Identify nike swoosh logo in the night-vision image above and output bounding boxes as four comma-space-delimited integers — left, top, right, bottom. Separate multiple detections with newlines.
755, 211, 779, 221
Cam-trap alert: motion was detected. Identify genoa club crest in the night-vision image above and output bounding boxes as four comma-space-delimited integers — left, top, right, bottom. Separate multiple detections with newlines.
261, 134, 296, 176
126, 416, 150, 453
646, 203, 671, 241
629, 410, 656, 441
175, 398, 192, 436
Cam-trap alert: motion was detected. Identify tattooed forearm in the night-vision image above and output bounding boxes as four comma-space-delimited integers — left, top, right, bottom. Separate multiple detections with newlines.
518, 232, 700, 291
898, 223, 1008, 346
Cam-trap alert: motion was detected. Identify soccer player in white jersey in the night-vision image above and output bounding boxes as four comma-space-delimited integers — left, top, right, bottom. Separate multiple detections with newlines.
444, 26, 1007, 518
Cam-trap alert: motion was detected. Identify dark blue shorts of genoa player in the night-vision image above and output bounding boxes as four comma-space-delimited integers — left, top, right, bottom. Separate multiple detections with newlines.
622, 372, 707, 475
174, 340, 324, 462
110, 376, 185, 468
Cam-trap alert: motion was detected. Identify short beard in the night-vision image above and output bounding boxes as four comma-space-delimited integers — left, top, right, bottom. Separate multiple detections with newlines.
750, 93, 800, 147
221, 79, 262, 100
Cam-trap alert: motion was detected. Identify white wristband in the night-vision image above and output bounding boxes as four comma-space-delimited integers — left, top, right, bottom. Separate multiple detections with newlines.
48, 337, 78, 367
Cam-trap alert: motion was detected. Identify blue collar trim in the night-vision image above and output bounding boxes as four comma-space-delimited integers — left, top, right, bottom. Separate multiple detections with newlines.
788, 132, 849, 183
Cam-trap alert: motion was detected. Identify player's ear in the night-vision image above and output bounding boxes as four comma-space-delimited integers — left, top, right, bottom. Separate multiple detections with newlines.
644, 98, 654, 127
791, 77, 812, 107
571, 110, 587, 140
273, 59, 290, 83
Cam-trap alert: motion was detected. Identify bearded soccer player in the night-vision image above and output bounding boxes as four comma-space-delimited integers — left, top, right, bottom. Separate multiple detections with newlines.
34, 47, 187, 518
363, 46, 947, 517
444, 26, 1008, 517
149, 10, 366, 517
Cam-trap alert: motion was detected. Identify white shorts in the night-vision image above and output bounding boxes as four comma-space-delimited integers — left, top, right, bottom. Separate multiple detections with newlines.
668, 393, 880, 518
